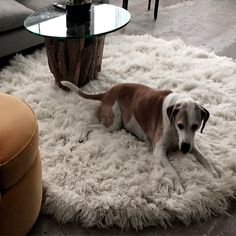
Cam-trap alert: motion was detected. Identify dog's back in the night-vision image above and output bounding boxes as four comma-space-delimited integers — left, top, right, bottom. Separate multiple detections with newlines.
61, 81, 172, 144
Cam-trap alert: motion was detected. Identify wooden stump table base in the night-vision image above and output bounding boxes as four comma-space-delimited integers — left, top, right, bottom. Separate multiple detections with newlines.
45, 36, 105, 88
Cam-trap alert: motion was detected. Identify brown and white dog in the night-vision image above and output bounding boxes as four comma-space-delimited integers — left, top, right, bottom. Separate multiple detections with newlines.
61, 81, 219, 193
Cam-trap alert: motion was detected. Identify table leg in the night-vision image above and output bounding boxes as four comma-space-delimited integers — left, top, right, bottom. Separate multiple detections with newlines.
154, 0, 159, 20
45, 36, 105, 88
122, 0, 128, 10
148, 0, 151, 10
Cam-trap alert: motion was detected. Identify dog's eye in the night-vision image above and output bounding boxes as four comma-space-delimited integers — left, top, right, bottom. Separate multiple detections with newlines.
192, 124, 199, 131
177, 124, 184, 130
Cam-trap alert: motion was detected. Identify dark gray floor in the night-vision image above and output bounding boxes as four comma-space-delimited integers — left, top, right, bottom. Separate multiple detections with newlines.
29, 0, 236, 235
116, 0, 236, 59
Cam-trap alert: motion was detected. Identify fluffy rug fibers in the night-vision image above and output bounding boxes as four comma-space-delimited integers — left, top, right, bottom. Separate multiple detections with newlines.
1, 35, 236, 229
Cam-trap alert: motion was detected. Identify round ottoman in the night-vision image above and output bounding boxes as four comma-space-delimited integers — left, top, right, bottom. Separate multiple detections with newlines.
0, 93, 42, 235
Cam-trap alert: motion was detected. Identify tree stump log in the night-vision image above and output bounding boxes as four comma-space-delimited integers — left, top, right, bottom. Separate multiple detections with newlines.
45, 36, 105, 88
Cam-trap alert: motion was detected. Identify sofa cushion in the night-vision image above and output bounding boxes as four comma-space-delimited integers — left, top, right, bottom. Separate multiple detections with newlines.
17, 0, 109, 11
0, 0, 34, 33
16, 0, 64, 11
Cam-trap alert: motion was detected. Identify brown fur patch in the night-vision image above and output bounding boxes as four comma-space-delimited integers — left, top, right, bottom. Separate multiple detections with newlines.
95, 83, 172, 144
175, 106, 188, 127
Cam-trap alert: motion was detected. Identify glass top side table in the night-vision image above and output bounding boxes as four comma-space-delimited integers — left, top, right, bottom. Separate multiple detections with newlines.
24, 4, 131, 87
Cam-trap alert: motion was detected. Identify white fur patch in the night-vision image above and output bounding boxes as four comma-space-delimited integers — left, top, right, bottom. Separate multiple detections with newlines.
125, 116, 148, 141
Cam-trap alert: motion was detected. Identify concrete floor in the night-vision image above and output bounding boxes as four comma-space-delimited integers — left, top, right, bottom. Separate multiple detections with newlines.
116, 0, 236, 59
29, 0, 236, 235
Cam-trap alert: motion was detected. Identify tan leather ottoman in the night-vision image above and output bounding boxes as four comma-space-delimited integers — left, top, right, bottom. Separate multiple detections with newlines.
0, 93, 42, 235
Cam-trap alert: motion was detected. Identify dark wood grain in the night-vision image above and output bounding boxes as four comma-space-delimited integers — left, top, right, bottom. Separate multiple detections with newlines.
45, 36, 105, 88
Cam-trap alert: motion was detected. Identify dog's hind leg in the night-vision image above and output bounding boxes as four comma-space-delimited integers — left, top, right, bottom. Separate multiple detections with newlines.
78, 124, 104, 143
98, 102, 123, 132
79, 102, 122, 143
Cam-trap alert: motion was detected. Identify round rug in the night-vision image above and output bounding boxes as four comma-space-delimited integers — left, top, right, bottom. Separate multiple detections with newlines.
1, 35, 236, 229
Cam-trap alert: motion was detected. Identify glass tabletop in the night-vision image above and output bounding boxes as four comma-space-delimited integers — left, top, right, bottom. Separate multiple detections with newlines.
24, 4, 131, 39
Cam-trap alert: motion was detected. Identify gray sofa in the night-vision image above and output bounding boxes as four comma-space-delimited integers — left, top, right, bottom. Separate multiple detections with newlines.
0, 0, 109, 58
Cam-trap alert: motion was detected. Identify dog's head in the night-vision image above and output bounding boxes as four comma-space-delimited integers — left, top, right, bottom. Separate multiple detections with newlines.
167, 101, 210, 154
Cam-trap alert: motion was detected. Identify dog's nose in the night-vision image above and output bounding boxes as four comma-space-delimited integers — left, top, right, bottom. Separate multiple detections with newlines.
180, 142, 190, 154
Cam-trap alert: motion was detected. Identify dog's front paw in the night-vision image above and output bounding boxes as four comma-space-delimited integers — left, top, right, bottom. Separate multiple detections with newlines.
206, 164, 220, 178
175, 182, 185, 194
211, 168, 220, 178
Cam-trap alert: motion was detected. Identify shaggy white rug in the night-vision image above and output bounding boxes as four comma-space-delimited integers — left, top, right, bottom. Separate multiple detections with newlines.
1, 35, 236, 229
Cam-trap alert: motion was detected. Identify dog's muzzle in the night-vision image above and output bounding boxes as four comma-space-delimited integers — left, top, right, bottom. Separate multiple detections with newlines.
180, 142, 190, 154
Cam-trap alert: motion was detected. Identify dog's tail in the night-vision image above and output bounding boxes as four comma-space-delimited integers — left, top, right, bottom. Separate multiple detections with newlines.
61, 81, 104, 101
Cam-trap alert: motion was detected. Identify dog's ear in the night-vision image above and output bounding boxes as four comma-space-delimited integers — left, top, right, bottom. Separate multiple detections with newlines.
167, 104, 180, 124
200, 106, 210, 133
